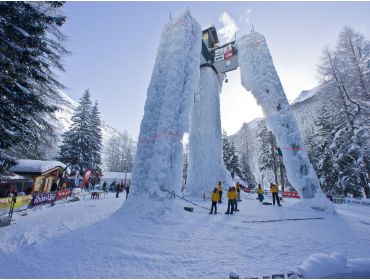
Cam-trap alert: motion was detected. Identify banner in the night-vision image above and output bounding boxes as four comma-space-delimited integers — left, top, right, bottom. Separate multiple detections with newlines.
83, 170, 92, 188
0, 195, 32, 215
56, 189, 71, 200
30, 192, 57, 207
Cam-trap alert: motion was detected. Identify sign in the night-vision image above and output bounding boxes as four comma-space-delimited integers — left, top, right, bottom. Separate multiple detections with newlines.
0, 195, 32, 215
56, 189, 71, 200
31, 192, 57, 207
224, 50, 233, 60
214, 48, 224, 62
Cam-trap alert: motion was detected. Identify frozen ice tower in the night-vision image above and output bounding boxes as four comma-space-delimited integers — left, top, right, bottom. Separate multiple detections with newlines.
187, 67, 231, 196
238, 31, 333, 211
129, 10, 201, 200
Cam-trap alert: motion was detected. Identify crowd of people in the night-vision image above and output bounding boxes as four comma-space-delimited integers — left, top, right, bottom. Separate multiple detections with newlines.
209, 181, 282, 214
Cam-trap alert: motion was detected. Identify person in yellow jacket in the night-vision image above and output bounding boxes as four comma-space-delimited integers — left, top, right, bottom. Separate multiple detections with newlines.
209, 188, 219, 214
225, 187, 236, 214
217, 181, 223, 203
270, 183, 281, 206
236, 182, 241, 202
257, 184, 264, 202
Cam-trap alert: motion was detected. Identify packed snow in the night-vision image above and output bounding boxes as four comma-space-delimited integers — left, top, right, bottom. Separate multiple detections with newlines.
1, 192, 370, 278
187, 67, 232, 196
130, 10, 201, 199
237, 31, 332, 211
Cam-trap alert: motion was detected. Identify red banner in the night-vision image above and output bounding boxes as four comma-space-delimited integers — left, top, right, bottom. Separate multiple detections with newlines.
56, 189, 71, 200
83, 170, 92, 188
283, 191, 300, 199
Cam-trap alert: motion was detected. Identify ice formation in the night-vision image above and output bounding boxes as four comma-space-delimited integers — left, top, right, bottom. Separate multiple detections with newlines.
187, 67, 232, 197
237, 31, 333, 210
129, 10, 201, 199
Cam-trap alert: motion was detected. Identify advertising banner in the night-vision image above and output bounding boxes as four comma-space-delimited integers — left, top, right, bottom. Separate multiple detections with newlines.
31, 192, 57, 207
56, 189, 71, 200
0, 197, 11, 216
0, 195, 32, 215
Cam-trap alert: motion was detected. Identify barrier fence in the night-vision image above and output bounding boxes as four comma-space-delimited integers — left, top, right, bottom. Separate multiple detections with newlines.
282, 191, 300, 199
0, 189, 72, 217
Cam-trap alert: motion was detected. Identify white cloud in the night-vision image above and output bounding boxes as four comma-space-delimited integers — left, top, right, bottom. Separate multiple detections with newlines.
218, 12, 239, 43
240, 8, 252, 30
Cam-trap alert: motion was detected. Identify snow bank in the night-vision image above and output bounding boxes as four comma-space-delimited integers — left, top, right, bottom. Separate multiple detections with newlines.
9, 159, 66, 173
296, 252, 370, 278
129, 10, 201, 201
237, 31, 333, 211
187, 67, 232, 196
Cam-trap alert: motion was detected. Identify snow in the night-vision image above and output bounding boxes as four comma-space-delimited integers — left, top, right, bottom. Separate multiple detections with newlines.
187, 67, 232, 196
237, 31, 333, 211
297, 252, 370, 278
291, 85, 320, 105
9, 159, 66, 173
130, 10, 201, 199
1, 192, 370, 278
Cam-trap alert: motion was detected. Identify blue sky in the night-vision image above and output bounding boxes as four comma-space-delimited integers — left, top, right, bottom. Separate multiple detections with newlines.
58, 1, 370, 138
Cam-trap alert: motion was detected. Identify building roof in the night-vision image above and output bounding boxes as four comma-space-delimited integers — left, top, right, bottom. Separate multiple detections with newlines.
9, 159, 66, 174
101, 172, 131, 180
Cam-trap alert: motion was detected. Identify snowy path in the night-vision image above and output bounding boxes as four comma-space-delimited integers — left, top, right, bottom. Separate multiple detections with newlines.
1, 192, 370, 278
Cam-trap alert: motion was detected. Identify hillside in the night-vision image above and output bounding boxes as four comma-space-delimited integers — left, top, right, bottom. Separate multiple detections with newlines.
229, 87, 322, 184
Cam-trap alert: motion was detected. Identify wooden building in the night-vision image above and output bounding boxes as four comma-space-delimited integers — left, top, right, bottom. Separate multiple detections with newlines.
9, 160, 67, 193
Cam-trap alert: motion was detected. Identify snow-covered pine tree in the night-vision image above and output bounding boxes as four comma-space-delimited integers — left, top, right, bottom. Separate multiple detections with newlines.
182, 143, 189, 186
0, 2, 68, 173
222, 130, 242, 179
313, 101, 340, 194
240, 152, 256, 187
90, 101, 102, 172
104, 131, 135, 173
318, 26, 370, 197
257, 119, 279, 185
58, 90, 95, 173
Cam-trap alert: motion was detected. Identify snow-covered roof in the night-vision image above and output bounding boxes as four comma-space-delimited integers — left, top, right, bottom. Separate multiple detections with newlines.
9, 159, 66, 174
101, 172, 131, 180
0, 173, 30, 181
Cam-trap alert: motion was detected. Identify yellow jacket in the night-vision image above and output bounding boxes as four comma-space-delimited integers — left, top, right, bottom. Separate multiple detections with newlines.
227, 190, 236, 200
257, 186, 263, 194
270, 184, 279, 193
236, 183, 240, 191
211, 191, 220, 202
217, 184, 222, 192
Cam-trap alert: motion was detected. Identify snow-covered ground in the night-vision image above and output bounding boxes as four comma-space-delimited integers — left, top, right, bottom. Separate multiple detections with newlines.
1, 192, 370, 278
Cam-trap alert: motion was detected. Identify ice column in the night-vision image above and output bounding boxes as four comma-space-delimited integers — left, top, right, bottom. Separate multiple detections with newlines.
130, 10, 201, 199
238, 31, 333, 210
187, 67, 232, 197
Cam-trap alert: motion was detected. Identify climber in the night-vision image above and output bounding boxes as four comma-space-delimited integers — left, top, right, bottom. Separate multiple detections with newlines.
217, 181, 223, 203
270, 183, 281, 206
209, 188, 219, 214
257, 184, 264, 202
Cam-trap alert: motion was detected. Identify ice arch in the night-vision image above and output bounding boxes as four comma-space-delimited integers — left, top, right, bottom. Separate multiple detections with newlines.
237, 31, 333, 211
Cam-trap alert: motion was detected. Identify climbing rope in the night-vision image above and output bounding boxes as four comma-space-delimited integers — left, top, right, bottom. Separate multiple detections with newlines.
161, 189, 212, 212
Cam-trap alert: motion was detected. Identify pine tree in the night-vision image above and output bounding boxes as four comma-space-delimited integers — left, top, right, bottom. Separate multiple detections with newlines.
0, 2, 68, 173
257, 119, 279, 185
222, 130, 242, 178
58, 90, 100, 173
90, 101, 102, 171
318, 26, 370, 197
240, 152, 256, 187
104, 131, 135, 173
